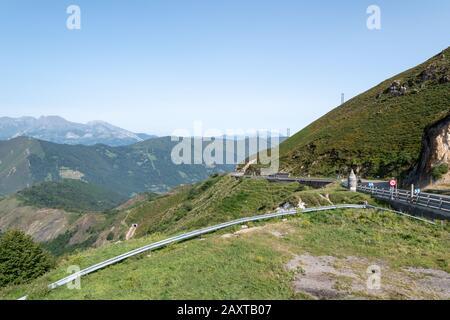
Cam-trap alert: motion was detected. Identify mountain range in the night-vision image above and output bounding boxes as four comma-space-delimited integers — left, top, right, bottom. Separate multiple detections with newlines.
0, 116, 156, 146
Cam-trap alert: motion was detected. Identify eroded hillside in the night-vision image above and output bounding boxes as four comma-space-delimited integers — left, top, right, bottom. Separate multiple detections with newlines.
405, 112, 450, 189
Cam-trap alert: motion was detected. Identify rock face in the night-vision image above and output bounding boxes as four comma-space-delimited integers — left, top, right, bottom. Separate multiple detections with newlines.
405, 113, 450, 188
387, 80, 408, 96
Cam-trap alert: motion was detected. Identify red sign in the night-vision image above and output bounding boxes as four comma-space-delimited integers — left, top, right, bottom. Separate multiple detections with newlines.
389, 179, 397, 187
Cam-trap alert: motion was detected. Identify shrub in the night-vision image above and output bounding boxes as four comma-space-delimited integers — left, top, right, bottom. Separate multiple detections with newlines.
431, 164, 449, 180
182, 201, 193, 212
106, 232, 114, 241
0, 230, 55, 287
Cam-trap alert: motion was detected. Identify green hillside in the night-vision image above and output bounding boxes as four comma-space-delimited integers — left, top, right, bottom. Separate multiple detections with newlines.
17, 180, 126, 213
0, 174, 371, 258
279, 47, 450, 178
0, 174, 448, 299
117, 175, 372, 238
1, 206, 448, 300
0, 136, 233, 196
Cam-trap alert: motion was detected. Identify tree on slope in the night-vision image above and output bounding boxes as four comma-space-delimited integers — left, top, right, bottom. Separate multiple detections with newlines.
0, 230, 54, 287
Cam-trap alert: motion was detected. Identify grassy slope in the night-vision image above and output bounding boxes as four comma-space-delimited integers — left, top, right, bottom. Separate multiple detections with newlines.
1, 207, 448, 300
17, 180, 126, 213
31, 175, 370, 255
120, 175, 373, 237
279, 47, 450, 178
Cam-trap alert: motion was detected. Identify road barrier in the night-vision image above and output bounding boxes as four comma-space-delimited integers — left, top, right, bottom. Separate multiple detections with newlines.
18, 203, 436, 299
357, 185, 450, 213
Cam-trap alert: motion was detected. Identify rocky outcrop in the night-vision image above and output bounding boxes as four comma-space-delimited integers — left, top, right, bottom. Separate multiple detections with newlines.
380, 52, 449, 98
405, 113, 450, 188
386, 80, 408, 96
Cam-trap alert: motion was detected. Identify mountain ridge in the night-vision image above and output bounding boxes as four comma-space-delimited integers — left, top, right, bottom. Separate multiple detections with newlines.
278, 46, 450, 179
0, 116, 156, 146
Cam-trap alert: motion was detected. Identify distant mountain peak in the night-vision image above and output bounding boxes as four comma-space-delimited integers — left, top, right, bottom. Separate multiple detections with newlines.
0, 115, 156, 146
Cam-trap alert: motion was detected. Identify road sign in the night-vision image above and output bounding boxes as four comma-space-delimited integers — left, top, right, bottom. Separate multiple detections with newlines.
389, 179, 397, 187
415, 188, 421, 194
368, 182, 374, 188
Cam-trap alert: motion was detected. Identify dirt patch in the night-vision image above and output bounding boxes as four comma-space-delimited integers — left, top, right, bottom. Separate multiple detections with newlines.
403, 267, 450, 298
220, 223, 293, 239
234, 226, 263, 235
287, 254, 450, 300
269, 230, 285, 238
286, 254, 364, 299
59, 167, 84, 180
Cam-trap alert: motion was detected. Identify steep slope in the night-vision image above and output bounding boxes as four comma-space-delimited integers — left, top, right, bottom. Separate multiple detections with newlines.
279, 47, 450, 178
0, 136, 43, 196
16, 180, 126, 213
2, 206, 448, 300
0, 116, 150, 146
0, 183, 154, 256
0, 196, 112, 255
113, 175, 372, 238
0, 136, 233, 196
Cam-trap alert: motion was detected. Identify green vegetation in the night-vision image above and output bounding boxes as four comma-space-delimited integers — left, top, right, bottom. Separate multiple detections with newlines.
0, 192, 131, 257
0, 136, 233, 196
2, 173, 373, 258
17, 180, 126, 213
278, 47, 450, 179
0, 175, 447, 299
431, 164, 449, 181
42, 230, 99, 257
0, 230, 54, 287
0, 208, 447, 299
121, 175, 374, 238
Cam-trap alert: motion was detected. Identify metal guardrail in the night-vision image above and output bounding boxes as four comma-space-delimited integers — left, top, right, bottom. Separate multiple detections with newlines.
18, 202, 435, 299
231, 174, 336, 185
357, 185, 450, 213
266, 176, 336, 184
47, 204, 364, 290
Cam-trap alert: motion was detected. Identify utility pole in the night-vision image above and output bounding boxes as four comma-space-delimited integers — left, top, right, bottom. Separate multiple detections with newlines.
286, 128, 291, 137
341, 93, 345, 105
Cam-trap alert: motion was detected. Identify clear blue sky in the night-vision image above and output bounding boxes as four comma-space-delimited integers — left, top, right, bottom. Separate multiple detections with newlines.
1, 0, 449, 135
